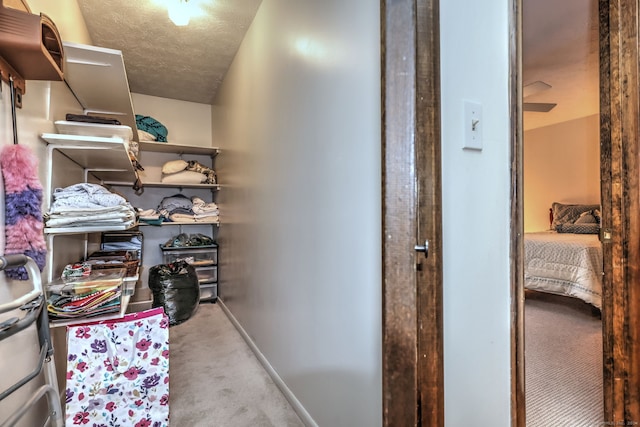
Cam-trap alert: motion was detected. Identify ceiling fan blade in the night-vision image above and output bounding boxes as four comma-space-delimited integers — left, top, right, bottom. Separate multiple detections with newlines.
523, 102, 557, 112
523, 81, 552, 98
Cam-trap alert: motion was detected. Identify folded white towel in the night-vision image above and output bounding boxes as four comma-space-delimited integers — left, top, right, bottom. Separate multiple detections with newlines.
191, 196, 218, 214
137, 208, 160, 220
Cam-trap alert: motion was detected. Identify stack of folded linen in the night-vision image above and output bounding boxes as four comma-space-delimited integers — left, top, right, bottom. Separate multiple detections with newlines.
183, 196, 219, 222
152, 194, 219, 223
45, 183, 136, 229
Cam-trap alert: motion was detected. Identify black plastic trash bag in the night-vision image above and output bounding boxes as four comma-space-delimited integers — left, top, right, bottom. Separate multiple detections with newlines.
148, 260, 200, 326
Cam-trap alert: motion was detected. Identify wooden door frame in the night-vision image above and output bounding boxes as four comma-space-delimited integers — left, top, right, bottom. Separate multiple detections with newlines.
599, 0, 640, 422
382, 0, 640, 423
509, 0, 525, 425
381, 0, 443, 425
511, 0, 640, 424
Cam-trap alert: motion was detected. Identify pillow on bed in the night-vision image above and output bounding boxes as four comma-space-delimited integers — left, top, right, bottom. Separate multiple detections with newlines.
556, 223, 600, 234
576, 209, 602, 225
551, 202, 600, 229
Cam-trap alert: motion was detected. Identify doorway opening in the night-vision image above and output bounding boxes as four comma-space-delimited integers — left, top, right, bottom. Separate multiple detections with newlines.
520, 0, 604, 425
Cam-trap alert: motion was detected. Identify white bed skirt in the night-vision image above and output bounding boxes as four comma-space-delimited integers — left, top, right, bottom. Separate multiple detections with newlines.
524, 231, 602, 309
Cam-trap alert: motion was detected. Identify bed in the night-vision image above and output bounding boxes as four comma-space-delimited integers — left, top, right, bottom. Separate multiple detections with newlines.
524, 203, 603, 309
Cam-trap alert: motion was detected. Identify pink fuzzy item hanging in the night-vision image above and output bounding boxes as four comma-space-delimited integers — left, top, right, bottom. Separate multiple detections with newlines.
1, 144, 43, 193
1, 144, 47, 279
5, 217, 46, 252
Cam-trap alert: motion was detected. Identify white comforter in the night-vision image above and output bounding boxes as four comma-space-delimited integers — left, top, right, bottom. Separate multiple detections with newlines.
524, 231, 602, 308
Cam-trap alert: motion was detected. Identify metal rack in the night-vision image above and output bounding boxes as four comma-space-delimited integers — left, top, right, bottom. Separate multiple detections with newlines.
0, 255, 63, 427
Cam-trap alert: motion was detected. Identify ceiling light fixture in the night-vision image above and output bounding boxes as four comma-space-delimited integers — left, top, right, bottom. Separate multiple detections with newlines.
168, 0, 190, 26
523, 80, 552, 98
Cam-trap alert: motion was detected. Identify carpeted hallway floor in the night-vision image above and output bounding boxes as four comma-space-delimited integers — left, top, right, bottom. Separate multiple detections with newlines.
169, 302, 305, 427
170, 294, 604, 426
525, 293, 604, 426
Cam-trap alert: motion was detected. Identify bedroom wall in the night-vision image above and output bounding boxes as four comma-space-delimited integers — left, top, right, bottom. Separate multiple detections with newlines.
524, 113, 601, 232
440, 0, 512, 425
211, 0, 381, 426
0, 1, 91, 424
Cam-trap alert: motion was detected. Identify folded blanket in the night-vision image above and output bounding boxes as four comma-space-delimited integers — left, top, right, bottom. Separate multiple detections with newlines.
137, 208, 160, 220
158, 194, 193, 213
50, 183, 128, 212
169, 213, 219, 223
46, 210, 134, 227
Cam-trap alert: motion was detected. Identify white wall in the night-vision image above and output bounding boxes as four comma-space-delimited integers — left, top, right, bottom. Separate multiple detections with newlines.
211, 1, 381, 426
440, 0, 512, 425
524, 114, 601, 231
131, 93, 212, 147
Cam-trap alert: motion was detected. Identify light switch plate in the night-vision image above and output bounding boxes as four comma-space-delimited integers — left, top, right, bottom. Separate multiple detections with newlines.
463, 100, 482, 150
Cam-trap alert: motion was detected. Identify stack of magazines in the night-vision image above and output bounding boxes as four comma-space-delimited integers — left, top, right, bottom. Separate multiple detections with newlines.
46, 268, 125, 320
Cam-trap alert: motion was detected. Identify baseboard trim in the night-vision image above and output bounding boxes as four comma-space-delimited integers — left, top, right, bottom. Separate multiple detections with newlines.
218, 298, 318, 427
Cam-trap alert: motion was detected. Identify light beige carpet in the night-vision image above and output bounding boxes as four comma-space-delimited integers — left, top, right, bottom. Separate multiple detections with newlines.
525, 293, 604, 426
169, 303, 305, 427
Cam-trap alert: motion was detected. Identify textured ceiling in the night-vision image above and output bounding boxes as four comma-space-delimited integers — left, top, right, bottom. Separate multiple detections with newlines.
77, 0, 262, 105
523, 0, 599, 130
77, 0, 596, 126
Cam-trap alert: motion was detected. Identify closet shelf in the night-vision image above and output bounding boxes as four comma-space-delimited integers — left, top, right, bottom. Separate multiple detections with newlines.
104, 180, 221, 189
98, 142, 220, 189
139, 141, 220, 156
44, 224, 138, 236
40, 132, 136, 183
138, 221, 220, 227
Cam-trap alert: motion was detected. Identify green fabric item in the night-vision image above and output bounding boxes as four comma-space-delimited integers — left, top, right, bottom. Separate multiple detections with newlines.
136, 114, 168, 142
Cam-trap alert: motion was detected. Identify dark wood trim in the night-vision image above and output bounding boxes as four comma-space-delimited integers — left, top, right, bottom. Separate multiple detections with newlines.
381, 0, 419, 423
509, 0, 525, 425
381, 0, 443, 425
600, 0, 640, 423
415, 0, 444, 426
598, 0, 614, 419
617, 0, 640, 419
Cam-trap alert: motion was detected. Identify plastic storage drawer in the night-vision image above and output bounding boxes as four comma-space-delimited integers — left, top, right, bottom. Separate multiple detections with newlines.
160, 245, 218, 266
199, 283, 218, 302
196, 265, 217, 283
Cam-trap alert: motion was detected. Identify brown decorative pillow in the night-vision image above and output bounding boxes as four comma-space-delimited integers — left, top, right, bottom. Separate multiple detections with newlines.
575, 211, 598, 224
556, 223, 600, 234
551, 202, 600, 229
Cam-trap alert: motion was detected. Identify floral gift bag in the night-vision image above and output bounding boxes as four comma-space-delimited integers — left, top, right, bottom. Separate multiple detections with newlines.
65, 307, 170, 426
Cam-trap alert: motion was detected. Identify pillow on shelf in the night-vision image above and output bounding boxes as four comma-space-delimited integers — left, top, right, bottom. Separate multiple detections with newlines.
551, 202, 600, 229
162, 159, 188, 174
161, 170, 206, 184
